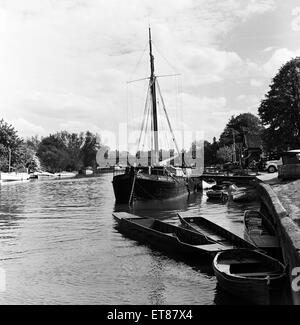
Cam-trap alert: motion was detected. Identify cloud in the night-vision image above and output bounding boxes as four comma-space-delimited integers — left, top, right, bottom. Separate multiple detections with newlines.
8, 118, 46, 139
291, 7, 300, 32
0, 0, 284, 145
262, 48, 300, 77
250, 79, 264, 87
181, 47, 243, 85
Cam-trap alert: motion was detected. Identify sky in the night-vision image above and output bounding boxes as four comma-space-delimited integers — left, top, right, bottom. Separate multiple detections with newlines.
1, 0, 300, 150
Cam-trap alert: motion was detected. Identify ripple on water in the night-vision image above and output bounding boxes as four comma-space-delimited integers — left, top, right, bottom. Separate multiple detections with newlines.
0, 175, 262, 304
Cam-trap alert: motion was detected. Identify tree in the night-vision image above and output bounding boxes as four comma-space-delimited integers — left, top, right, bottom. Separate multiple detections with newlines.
219, 113, 264, 146
203, 138, 219, 166
258, 57, 300, 152
0, 119, 23, 171
216, 146, 234, 163
219, 113, 264, 163
36, 131, 99, 172
80, 131, 98, 169
26, 135, 41, 152
37, 134, 71, 172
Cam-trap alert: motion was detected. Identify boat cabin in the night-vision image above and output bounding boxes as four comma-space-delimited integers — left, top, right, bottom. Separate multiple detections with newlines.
278, 149, 300, 180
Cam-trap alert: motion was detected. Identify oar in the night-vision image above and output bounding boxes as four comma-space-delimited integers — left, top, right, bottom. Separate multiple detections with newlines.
177, 214, 224, 246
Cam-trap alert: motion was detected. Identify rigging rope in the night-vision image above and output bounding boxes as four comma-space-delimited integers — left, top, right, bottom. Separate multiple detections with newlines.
129, 41, 148, 81
156, 80, 181, 156
137, 85, 151, 152
152, 41, 178, 74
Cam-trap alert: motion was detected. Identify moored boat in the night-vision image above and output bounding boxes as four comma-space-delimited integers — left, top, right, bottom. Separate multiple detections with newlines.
206, 185, 228, 201
178, 214, 256, 249
112, 28, 198, 204
202, 179, 217, 189
213, 249, 286, 305
231, 185, 257, 202
33, 171, 56, 179
54, 171, 77, 179
113, 212, 236, 258
0, 172, 30, 182
244, 210, 280, 255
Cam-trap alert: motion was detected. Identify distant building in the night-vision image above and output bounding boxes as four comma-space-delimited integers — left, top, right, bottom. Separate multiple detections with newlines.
242, 132, 263, 168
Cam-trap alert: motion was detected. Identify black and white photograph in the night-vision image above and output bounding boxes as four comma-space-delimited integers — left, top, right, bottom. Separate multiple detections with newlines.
0, 0, 300, 309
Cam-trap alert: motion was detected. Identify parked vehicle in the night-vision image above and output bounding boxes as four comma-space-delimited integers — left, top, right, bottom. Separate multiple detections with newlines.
278, 149, 300, 180
265, 159, 282, 173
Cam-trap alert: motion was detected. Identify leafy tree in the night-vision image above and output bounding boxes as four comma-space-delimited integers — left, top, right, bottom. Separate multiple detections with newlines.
219, 113, 264, 163
216, 146, 234, 163
80, 131, 98, 169
36, 131, 99, 172
0, 119, 23, 171
258, 57, 300, 152
219, 113, 264, 146
204, 138, 219, 166
26, 135, 41, 152
37, 134, 70, 172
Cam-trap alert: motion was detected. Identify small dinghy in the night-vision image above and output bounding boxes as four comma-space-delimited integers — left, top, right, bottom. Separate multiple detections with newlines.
206, 185, 228, 201
113, 212, 236, 259
178, 214, 256, 250
213, 249, 286, 305
202, 179, 217, 189
231, 186, 257, 203
244, 210, 280, 255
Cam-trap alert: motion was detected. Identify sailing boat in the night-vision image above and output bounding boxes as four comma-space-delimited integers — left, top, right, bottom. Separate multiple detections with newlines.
0, 148, 30, 182
112, 29, 198, 204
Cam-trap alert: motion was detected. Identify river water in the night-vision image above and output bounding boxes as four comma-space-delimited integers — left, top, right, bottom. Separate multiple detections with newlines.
0, 174, 281, 305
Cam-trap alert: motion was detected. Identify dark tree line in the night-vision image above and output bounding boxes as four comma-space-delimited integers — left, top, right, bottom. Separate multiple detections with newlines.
259, 57, 300, 153
0, 119, 99, 173
204, 113, 263, 166
37, 131, 99, 172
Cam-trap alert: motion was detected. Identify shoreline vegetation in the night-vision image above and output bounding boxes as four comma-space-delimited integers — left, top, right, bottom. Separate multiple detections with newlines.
1, 58, 300, 175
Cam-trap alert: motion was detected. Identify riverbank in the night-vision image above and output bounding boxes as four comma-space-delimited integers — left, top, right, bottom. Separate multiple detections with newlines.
257, 174, 300, 305
272, 180, 300, 223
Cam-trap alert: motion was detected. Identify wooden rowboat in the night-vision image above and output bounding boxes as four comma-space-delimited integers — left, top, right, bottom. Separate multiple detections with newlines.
202, 179, 217, 189
244, 210, 280, 253
113, 212, 236, 258
206, 185, 228, 201
213, 249, 286, 305
178, 214, 256, 250
232, 187, 257, 203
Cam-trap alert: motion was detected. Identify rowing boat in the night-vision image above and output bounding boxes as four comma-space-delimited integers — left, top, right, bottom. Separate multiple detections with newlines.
231, 186, 257, 202
206, 185, 228, 201
244, 210, 280, 253
178, 214, 256, 250
213, 249, 286, 305
113, 212, 236, 258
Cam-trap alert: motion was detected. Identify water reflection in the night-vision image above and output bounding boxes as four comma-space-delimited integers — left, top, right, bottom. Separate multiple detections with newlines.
0, 175, 288, 305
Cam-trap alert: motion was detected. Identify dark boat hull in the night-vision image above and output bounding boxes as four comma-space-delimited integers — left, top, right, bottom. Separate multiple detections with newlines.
113, 171, 195, 204
179, 215, 256, 250
244, 210, 281, 258
213, 249, 286, 305
113, 213, 235, 258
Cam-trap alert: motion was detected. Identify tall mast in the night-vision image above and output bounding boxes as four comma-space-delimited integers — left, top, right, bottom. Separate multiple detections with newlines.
149, 27, 159, 164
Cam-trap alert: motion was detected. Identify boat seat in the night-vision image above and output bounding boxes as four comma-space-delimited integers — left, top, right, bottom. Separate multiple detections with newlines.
221, 259, 261, 265
233, 272, 280, 277
197, 243, 235, 251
